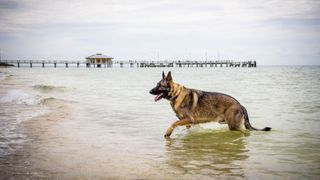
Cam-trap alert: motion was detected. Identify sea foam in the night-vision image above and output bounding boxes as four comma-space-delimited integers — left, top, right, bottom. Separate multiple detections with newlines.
0, 89, 39, 105
0, 72, 10, 81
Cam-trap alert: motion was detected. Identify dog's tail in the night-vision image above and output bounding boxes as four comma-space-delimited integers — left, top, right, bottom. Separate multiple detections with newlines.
242, 106, 271, 131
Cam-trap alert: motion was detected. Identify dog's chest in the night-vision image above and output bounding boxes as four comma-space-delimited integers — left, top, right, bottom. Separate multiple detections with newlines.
170, 101, 188, 119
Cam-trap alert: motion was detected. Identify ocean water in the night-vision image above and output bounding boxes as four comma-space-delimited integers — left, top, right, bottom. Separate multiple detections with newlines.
0, 66, 319, 179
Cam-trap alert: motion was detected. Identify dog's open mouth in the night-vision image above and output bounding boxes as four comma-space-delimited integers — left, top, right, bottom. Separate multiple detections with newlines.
154, 93, 164, 102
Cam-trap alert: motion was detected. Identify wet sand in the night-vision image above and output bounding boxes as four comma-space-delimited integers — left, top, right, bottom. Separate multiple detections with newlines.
2, 98, 182, 179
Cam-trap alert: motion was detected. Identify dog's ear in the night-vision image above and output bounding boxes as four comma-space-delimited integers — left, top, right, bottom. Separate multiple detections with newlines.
162, 71, 165, 79
166, 71, 172, 82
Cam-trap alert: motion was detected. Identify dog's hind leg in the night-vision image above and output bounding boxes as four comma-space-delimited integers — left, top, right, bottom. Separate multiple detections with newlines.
165, 118, 191, 138
225, 106, 246, 133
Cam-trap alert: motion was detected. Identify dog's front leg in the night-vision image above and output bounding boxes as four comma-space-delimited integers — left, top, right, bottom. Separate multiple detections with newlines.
165, 118, 191, 138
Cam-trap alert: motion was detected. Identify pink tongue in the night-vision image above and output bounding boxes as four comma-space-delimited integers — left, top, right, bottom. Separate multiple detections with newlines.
154, 93, 163, 102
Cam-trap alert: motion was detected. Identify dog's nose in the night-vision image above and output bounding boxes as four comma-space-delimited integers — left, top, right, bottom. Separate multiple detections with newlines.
149, 90, 153, 94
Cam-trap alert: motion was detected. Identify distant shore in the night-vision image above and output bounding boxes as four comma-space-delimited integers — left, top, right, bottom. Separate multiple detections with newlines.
0, 62, 14, 67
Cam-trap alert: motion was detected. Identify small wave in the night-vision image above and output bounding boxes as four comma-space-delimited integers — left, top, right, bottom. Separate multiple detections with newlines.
0, 90, 40, 105
0, 100, 49, 158
39, 97, 72, 110
16, 107, 50, 124
33, 84, 66, 93
39, 97, 58, 105
0, 72, 12, 81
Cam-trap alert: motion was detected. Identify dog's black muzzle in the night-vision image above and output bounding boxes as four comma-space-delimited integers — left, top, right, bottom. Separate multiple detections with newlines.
149, 87, 161, 95
150, 86, 171, 102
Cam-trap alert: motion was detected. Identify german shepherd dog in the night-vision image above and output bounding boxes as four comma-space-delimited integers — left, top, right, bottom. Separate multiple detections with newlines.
149, 71, 271, 138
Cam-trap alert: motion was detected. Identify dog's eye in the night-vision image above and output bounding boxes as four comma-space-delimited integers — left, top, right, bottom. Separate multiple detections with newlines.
159, 87, 168, 91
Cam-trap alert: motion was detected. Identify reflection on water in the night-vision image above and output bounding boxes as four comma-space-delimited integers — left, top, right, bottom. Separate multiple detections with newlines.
165, 130, 249, 178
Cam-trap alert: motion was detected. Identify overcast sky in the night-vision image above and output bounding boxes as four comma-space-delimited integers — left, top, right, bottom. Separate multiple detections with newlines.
0, 0, 319, 65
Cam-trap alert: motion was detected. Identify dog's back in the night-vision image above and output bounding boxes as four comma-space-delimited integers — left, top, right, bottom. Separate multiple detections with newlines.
170, 86, 243, 125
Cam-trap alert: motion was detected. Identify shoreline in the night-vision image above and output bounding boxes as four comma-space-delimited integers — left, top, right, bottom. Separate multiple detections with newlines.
9, 97, 175, 179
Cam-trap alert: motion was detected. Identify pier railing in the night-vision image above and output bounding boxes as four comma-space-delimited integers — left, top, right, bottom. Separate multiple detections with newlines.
0, 59, 257, 68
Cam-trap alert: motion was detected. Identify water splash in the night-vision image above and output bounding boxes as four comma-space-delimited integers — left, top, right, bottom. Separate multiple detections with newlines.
0, 90, 39, 105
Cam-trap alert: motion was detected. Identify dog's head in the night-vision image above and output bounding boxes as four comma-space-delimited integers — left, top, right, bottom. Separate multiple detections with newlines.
149, 71, 173, 102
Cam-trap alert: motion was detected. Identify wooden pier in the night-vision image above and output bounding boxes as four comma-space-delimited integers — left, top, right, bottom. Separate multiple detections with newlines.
0, 60, 257, 68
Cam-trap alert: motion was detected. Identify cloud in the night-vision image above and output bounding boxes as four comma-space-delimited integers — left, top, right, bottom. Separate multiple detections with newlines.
1, 0, 319, 33
0, 0, 319, 65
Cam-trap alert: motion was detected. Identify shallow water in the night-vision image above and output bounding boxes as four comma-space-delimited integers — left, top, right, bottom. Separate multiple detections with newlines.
0, 66, 319, 179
